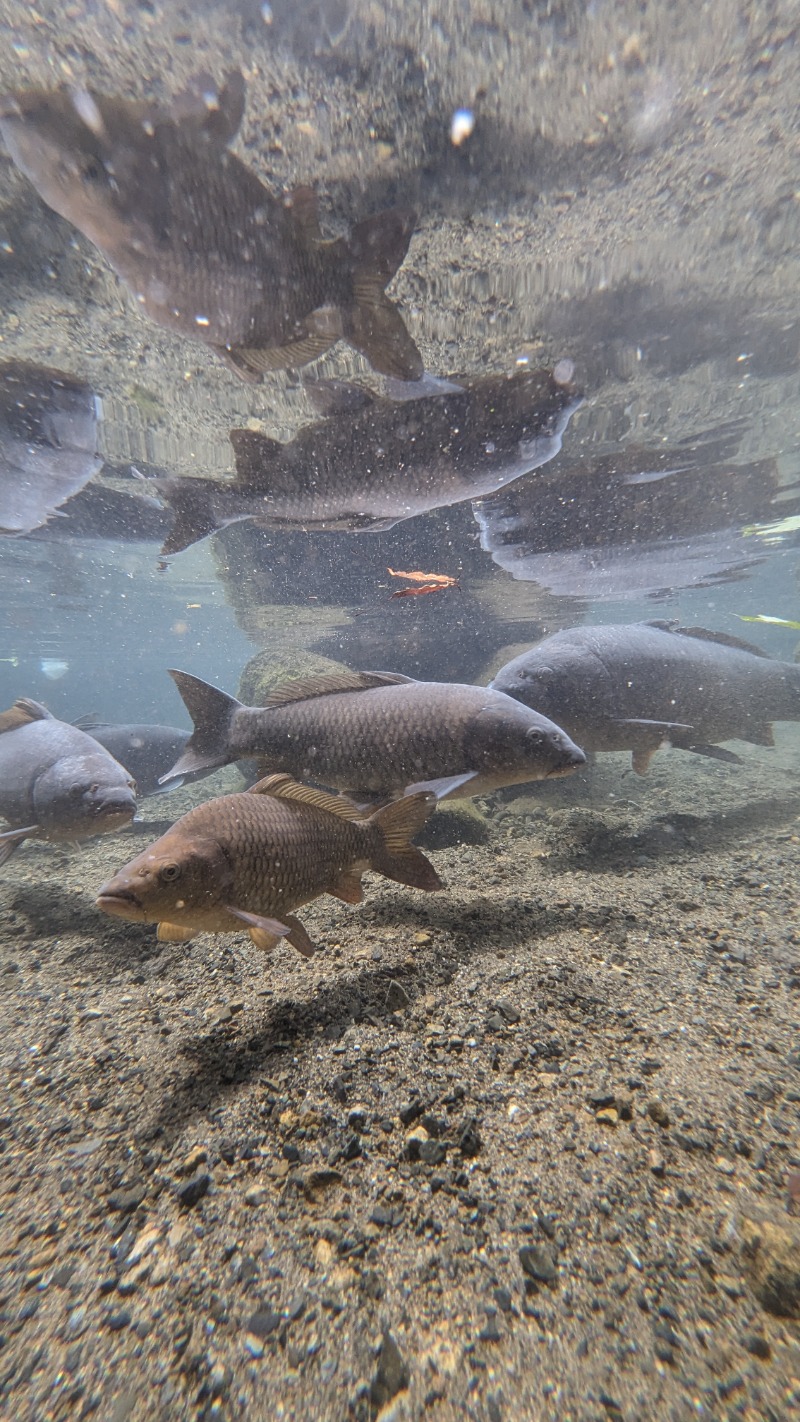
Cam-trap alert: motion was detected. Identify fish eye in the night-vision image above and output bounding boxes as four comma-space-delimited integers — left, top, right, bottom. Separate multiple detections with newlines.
526, 728, 544, 747
159, 863, 182, 884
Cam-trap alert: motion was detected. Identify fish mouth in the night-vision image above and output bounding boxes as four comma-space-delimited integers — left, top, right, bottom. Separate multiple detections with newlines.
96, 887, 142, 919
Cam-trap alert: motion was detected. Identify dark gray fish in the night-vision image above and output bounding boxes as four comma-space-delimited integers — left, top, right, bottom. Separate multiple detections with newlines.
74, 720, 193, 797
490, 621, 800, 772
96, 773, 441, 956
0, 73, 422, 381
0, 698, 137, 864
162, 668, 586, 799
0, 360, 102, 534
157, 363, 581, 554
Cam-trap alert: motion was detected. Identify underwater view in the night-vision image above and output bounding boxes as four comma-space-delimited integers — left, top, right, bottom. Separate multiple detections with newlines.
1, 1, 799, 1418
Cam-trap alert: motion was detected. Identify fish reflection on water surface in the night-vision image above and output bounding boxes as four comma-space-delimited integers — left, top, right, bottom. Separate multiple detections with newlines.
156, 363, 581, 554
0, 72, 422, 380
0, 360, 102, 535
474, 429, 800, 601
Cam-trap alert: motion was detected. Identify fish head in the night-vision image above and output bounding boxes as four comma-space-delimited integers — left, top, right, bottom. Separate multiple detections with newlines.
471, 695, 586, 782
32, 752, 137, 836
0, 87, 157, 252
96, 830, 231, 925
523, 716, 587, 778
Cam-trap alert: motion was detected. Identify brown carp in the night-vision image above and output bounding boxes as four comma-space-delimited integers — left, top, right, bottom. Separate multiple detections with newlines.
96, 772, 441, 954
490, 621, 800, 772
0, 73, 422, 381
161, 668, 586, 799
0, 698, 136, 864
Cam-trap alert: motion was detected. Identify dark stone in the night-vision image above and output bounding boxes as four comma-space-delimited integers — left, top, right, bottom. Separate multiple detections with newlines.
175, 1173, 210, 1209
742, 1333, 771, 1359
219, 1139, 236, 1164
588, 1089, 617, 1110
328, 1075, 349, 1104
485, 1012, 506, 1032
398, 1100, 423, 1126
458, 1117, 482, 1158
348, 1108, 368, 1132
519, 1244, 557, 1284
419, 1140, 447, 1166
282, 1143, 301, 1163
246, 1309, 281, 1339
370, 1205, 403, 1228
107, 1186, 145, 1214
342, 1134, 362, 1161
478, 1316, 503, 1343
105, 1309, 132, 1332
370, 1331, 409, 1413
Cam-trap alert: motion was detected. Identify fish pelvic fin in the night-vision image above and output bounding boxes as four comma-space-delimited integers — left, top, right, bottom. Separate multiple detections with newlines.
156, 921, 196, 942
0, 698, 53, 733
343, 208, 423, 381
221, 333, 334, 378
370, 791, 442, 892
228, 906, 316, 958
329, 868, 365, 904
160, 671, 240, 781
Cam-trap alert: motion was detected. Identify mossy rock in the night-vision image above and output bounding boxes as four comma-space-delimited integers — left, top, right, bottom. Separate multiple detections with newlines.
417, 799, 492, 850
238, 650, 352, 706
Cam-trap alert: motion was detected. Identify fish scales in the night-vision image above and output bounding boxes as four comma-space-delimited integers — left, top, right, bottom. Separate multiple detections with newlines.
96, 774, 441, 952
164, 670, 586, 798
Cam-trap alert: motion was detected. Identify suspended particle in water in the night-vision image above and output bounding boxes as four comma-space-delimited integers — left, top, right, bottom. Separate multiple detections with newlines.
450, 109, 475, 147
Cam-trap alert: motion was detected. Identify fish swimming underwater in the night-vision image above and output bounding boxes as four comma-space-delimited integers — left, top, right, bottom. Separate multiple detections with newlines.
0, 360, 102, 535
0, 73, 422, 381
0, 699, 137, 864
489, 621, 800, 772
162, 668, 586, 799
96, 772, 441, 955
74, 719, 196, 797
156, 364, 581, 554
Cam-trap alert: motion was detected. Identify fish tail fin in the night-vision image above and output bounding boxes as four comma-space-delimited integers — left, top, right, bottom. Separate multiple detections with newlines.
158, 479, 223, 556
343, 208, 423, 381
160, 671, 240, 781
369, 791, 442, 891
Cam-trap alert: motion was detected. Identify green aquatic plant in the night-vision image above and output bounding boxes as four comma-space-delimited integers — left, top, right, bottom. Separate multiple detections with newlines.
735, 614, 800, 631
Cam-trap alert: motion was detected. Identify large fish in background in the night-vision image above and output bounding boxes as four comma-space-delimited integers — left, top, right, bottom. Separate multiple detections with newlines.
490, 621, 800, 772
0, 698, 136, 864
162, 668, 586, 799
0, 72, 423, 381
0, 360, 102, 535
156, 363, 581, 554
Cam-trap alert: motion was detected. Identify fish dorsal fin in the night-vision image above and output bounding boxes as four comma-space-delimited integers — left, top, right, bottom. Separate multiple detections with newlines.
654, 623, 772, 658
249, 772, 364, 821
264, 669, 413, 709
0, 698, 53, 733
223, 334, 334, 376
229, 429, 287, 483
286, 185, 323, 241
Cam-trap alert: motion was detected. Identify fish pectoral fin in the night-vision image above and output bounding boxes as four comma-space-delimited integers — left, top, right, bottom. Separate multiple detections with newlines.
156, 921, 196, 942
213, 346, 263, 383
403, 772, 478, 800
614, 718, 694, 734
0, 698, 52, 733
0, 824, 38, 866
226, 906, 293, 940
685, 743, 744, 765
329, 869, 365, 904
223, 333, 334, 376
249, 773, 364, 821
